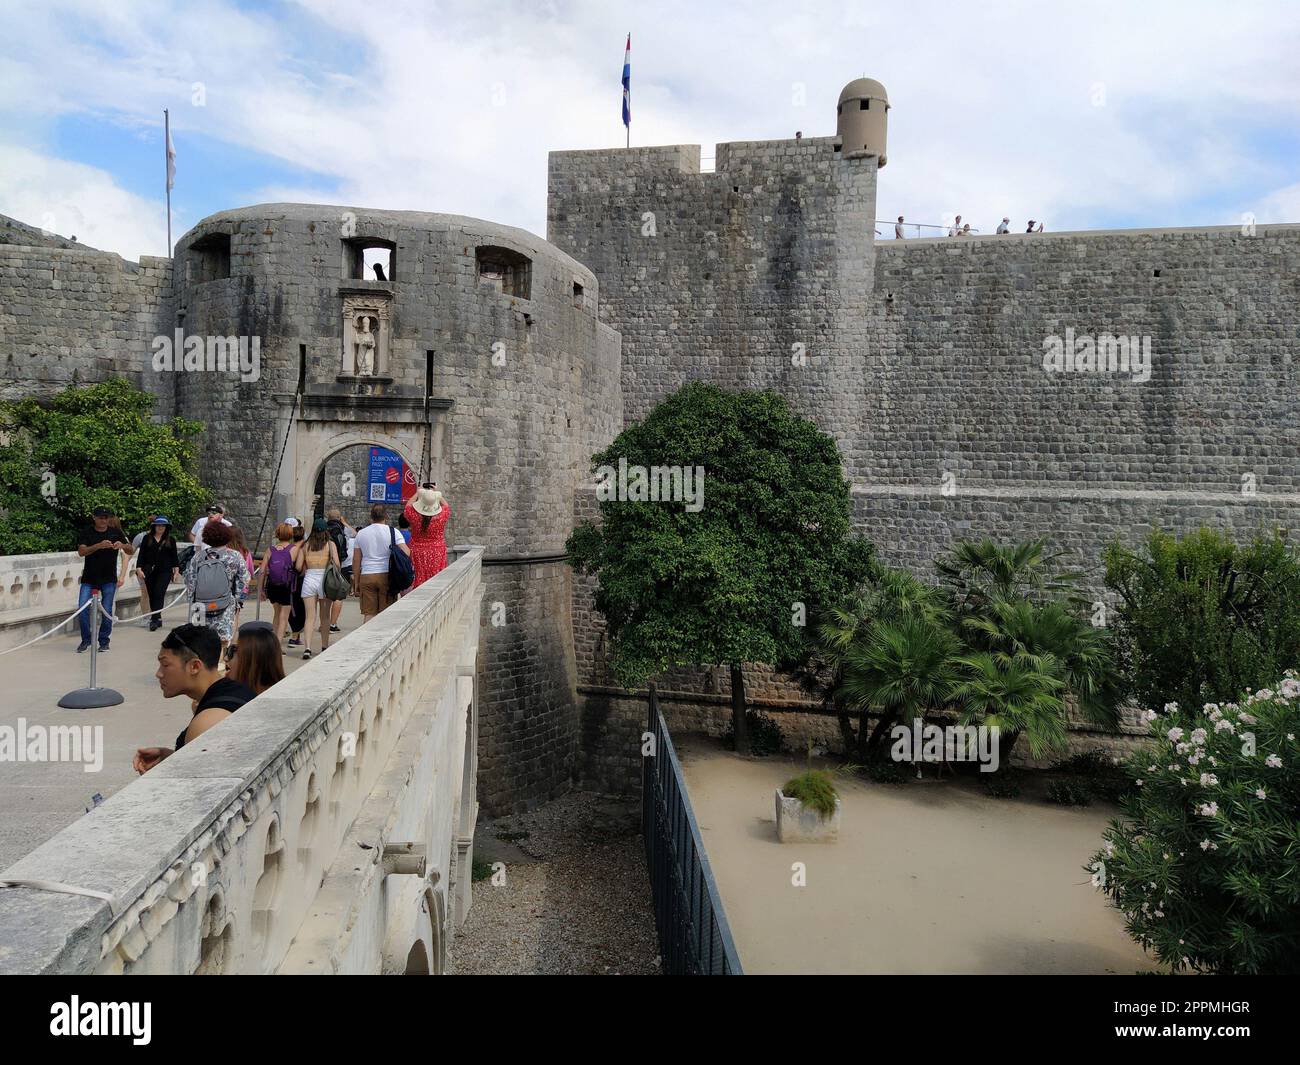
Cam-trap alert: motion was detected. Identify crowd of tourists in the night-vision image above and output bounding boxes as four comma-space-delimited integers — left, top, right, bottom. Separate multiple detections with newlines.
69, 483, 452, 774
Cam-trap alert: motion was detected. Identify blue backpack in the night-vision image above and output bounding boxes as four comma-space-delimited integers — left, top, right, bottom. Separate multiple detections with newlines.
388, 526, 414, 594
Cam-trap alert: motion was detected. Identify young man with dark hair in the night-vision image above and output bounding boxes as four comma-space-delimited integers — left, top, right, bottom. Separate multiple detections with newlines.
75, 505, 133, 653
133, 623, 256, 774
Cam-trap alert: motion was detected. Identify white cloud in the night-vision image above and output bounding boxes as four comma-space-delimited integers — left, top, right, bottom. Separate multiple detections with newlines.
0, 0, 1297, 257
0, 143, 165, 260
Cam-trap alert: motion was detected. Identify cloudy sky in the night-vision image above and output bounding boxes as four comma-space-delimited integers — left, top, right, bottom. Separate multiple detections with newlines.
1, 0, 1298, 260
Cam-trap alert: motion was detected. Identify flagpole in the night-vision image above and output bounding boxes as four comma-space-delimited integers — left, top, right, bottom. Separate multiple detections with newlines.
164, 108, 172, 257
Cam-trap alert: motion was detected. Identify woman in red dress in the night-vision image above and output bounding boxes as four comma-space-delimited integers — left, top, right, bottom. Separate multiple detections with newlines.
403, 483, 451, 588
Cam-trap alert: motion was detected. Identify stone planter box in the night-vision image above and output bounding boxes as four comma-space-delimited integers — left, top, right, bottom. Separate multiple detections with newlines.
775, 788, 841, 843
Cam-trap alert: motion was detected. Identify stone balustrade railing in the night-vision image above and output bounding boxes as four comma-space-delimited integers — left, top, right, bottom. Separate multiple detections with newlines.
0, 546, 484, 975
0, 551, 86, 614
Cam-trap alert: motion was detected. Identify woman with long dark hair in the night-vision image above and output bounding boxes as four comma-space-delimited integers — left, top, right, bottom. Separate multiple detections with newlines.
226, 622, 286, 695
134, 516, 180, 631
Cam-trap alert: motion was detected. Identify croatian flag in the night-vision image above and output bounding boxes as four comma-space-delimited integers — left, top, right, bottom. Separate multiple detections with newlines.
621, 33, 631, 130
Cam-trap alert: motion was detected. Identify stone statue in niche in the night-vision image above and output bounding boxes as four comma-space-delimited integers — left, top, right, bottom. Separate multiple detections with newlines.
354, 315, 376, 376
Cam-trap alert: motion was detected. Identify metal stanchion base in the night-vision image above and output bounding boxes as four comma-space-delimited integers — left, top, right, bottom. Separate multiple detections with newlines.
58, 687, 124, 709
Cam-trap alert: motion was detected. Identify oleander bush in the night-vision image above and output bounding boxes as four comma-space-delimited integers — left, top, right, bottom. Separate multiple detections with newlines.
1089, 674, 1300, 974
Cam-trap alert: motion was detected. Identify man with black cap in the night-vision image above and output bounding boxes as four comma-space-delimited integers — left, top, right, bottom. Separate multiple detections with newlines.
75, 505, 133, 653
188, 503, 233, 545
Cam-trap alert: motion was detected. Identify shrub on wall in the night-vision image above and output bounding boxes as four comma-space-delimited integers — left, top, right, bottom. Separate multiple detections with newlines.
1104, 528, 1300, 717
0, 378, 210, 553
1089, 676, 1300, 974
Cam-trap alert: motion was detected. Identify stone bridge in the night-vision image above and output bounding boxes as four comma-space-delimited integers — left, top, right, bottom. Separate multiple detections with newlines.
0, 547, 483, 975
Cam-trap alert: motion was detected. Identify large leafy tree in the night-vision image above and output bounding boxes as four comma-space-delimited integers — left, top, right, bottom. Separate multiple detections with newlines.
1104, 528, 1300, 716
566, 382, 873, 748
0, 378, 210, 553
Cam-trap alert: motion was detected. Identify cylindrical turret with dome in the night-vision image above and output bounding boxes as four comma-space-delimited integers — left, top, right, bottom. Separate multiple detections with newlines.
836, 77, 889, 165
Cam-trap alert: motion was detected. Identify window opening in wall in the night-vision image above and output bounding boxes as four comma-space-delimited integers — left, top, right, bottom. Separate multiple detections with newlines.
189, 233, 231, 282
343, 238, 395, 282
1153, 269, 1162, 278
475, 245, 532, 300
573, 281, 584, 306
860, 99, 869, 109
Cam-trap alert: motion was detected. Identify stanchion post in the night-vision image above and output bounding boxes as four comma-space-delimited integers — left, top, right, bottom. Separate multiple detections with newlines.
58, 589, 124, 710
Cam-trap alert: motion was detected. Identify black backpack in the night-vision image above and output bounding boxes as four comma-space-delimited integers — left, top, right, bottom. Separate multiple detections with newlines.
388, 526, 415, 594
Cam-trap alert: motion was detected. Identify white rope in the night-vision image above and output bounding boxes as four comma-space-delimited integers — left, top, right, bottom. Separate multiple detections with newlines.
0, 879, 115, 915
100, 585, 189, 626
0, 598, 94, 656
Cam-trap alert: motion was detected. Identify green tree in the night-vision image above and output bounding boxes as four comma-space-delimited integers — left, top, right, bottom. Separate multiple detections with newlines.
566, 383, 873, 749
0, 378, 210, 553
951, 650, 1068, 762
1104, 528, 1300, 715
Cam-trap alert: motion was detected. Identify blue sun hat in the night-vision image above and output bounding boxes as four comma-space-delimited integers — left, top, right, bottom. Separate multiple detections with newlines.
151, 515, 171, 526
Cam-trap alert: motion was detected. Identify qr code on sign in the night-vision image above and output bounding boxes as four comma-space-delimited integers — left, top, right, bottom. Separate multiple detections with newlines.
369, 483, 386, 502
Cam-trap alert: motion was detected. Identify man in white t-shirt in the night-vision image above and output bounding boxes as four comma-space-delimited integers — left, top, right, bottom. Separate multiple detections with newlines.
352, 503, 410, 623
189, 504, 233, 544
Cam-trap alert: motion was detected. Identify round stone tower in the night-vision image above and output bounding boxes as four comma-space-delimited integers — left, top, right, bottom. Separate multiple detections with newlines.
171, 204, 622, 814
836, 77, 889, 165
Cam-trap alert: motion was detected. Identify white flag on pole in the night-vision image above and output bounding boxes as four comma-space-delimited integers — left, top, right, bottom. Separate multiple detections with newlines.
166, 127, 176, 191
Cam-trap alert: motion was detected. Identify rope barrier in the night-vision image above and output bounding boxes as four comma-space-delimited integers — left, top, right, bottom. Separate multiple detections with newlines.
0, 598, 94, 656
100, 585, 189, 626
0, 879, 116, 915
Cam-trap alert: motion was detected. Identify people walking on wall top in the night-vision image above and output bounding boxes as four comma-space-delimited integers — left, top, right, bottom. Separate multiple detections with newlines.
1026, 220, 1037, 233
352, 503, 410, 624
894, 215, 906, 239
295, 518, 340, 660
135, 516, 180, 631
134, 624, 256, 774
75, 505, 132, 653
258, 522, 302, 642
948, 214, 962, 237
184, 519, 246, 658
189, 503, 232, 544
996, 217, 1010, 234
404, 482, 451, 588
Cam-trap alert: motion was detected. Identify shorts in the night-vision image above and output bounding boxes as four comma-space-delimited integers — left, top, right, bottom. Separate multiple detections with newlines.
266, 581, 292, 606
358, 572, 395, 616
300, 569, 325, 599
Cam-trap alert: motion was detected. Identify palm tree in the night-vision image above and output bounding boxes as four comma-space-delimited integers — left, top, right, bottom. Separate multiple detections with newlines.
962, 596, 1121, 729
798, 564, 951, 757
938, 537, 1084, 613
840, 615, 961, 757
951, 650, 1068, 762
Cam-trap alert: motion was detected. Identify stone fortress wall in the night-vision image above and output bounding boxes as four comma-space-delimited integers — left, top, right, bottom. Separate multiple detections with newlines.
548, 128, 1300, 787
1, 77, 1297, 807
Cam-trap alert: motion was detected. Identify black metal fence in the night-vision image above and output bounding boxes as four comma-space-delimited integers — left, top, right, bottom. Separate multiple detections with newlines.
642, 685, 743, 975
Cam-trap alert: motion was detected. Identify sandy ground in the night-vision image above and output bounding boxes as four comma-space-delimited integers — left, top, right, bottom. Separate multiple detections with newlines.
0, 596, 364, 870
678, 737, 1156, 975
451, 792, 660, 975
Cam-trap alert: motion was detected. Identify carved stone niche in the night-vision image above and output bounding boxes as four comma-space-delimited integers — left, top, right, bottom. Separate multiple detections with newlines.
341, 293, 392, 377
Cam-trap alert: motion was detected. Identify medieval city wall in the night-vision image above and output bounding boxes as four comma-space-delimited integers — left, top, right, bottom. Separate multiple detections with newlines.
0, 240, 174, 414
550, 141, 1300, 790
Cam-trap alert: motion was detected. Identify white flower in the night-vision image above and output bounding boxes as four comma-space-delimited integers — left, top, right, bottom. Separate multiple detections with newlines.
1188, 752, 1202, 766
1265, 754, 1283, 768
1176, 742, 1191, 754
1255, 788, 1267, 799
1149, 765, 1158, 772
1155, 910, 1164, 918
1214, 719, 1236, 734
1200, 773, 1219, 786
1237, 715, 1255, 726
1289, 734, 1296, 742
1203, 702, 1220, 714
1168, 726, 1185, 742
1135, 779, 1144, 786
1256, 689, 1274, 701
1198, 801, 1219, 816
1279, 677, 1299, 698
1208, 756, 1217, 766
1199, 840, 1211, 851
1207, 708, 1223, 722
1163, 702, 1179, 714
1190, 728, 1207, 744
1141, 709, 1158, 724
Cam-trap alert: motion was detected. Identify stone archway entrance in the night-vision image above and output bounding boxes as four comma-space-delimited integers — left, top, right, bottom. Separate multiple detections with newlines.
270, 392, 453, 531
